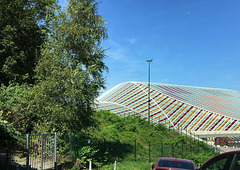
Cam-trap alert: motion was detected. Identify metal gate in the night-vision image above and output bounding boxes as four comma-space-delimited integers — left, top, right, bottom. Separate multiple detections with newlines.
26, 133, 57, 170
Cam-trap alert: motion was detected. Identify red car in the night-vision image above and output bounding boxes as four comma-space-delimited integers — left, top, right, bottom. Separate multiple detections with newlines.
197, 150, 240, 170
152, 157, 196, 170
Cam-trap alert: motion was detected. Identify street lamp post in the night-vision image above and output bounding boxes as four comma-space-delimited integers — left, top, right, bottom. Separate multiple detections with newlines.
146, 59, 152, 124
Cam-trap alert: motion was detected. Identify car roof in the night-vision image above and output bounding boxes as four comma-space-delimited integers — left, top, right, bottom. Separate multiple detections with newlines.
221, 150, 240, 154
158, 157, 194, 163
199, 150, 240, 168
208, 150, 240, 159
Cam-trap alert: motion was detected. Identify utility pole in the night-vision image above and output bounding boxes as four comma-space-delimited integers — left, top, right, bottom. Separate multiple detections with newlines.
146, 59, 152, 123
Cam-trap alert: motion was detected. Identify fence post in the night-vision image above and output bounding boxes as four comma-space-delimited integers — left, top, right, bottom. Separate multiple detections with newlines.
89, 160, 92, 170
190, 131, 192, 151
76, 136, 79, 158
114, 161, 117, 170
212, 142, 214, 154
41, 134, 44, 170
117, 140, 120, 161
72, 134, 76, 160
172, 143, 174, 158
54, 132, 57, 170
149, 141, 151, 162
6, 141, 9, 170
182, 143, 184, 158
161, 142, 163, 157
104, 138, 106, 154
198, 135, 200, 154
193, 133, 195, 144
135, 139, 136, 162
26, 134, 30, 170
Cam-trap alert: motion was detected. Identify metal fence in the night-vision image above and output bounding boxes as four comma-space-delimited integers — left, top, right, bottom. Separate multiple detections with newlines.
0, 144, 12, 170
26, 133, 57, 170
65, 131, 220, 168
1, 130, 221, 169
0, 140, 25, 170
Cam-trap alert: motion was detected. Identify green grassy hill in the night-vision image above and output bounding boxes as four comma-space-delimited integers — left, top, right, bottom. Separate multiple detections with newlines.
65, 110, 219, 169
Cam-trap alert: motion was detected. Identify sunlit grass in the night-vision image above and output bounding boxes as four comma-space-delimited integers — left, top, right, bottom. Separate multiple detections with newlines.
101, 161, 151, 170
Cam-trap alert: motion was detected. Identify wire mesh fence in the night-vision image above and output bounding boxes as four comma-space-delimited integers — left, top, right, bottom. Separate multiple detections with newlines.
0, 129, 221, 169
64, 131, 221, 168
26, 133, 57, 170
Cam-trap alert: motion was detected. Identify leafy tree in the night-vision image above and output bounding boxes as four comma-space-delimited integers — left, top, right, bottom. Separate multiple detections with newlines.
0, 83, 42, 135
0, 0, 57, 145
34, 0, 108, 132
0, 0, 56, 86
0, 0, 108, 156
0, 110, 21, 147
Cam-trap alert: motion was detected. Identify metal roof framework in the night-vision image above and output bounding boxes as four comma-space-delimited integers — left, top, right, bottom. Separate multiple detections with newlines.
96, 82, 240, 133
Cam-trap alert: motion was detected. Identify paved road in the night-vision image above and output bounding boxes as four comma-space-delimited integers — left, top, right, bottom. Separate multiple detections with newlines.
219, 145, 240, 153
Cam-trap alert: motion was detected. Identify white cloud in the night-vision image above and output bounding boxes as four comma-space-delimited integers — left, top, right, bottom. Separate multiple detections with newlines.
125, 37, 138, 45
108, 47, 128, 60
106, 39, 136, 61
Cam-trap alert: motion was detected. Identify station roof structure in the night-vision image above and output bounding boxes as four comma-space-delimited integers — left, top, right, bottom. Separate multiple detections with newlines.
96, 82, 240, 132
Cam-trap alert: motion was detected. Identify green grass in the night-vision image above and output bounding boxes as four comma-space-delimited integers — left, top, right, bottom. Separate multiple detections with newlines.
101, 161, 151, 170
62, 110, 220, 169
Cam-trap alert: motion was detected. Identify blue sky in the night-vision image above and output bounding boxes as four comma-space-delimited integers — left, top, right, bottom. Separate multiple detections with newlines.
60, 0, 240, 92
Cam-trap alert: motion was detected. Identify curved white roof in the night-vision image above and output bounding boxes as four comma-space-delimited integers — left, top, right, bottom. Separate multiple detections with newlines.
96, 82, 240, 132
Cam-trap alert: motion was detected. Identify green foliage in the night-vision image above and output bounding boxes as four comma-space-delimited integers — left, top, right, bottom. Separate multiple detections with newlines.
75, 146, 100, 169
0, 0, 59, 150
0, 0, 108, 142
0, 0, 56, 85
101, 161, 151, 170
0, 110, 21, 149
0, 84, 35, 134
33, 0, 108, 132
62, 110, 219, 169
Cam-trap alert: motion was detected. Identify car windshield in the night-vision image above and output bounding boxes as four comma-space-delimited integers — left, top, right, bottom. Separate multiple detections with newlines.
159, 160, 194, 170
